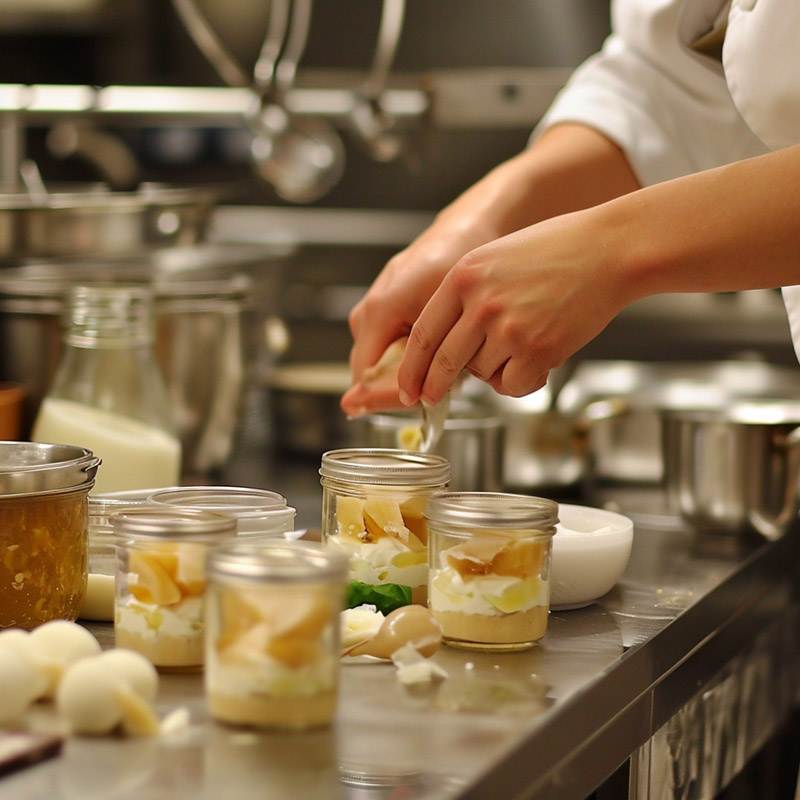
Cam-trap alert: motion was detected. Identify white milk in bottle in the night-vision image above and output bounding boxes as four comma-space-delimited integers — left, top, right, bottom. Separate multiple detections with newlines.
32, 284, 182, 493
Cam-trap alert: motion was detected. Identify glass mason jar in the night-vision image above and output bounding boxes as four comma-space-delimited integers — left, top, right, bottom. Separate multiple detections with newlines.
205, 540, 349, 731
32, 284, 182, 494
80, 489, 154, 623
112, 507, 237, 670
148, 486, 297, 538
426, 492, 558, 652
0, 442, 100, 629
319, 449, 450, 606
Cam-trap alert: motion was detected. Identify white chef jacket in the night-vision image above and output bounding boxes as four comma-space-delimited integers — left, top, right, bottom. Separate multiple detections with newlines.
533, 0, 800, 359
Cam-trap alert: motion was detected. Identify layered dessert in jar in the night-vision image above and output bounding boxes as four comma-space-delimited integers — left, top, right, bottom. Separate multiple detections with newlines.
116, 542, 208, 668
205, 542, 348, 730
327, 493, 430, 605
112, 508, 237, 670
425, 492, 557, 651
319, 449, 451, 609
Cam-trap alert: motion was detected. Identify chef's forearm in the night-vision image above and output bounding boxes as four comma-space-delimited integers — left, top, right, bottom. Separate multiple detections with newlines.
432, 123, 641, 244
595, 142, 800, 305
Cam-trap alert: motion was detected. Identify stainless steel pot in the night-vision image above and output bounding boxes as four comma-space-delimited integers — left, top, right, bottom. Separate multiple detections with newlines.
0, 183, 215, 263
470, 360, 800, 493
363, 405, 505, 492
0, 244, 281, 478
662, 401, 800, 538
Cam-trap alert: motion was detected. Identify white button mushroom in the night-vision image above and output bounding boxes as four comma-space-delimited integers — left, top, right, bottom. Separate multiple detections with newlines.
56, 659, 126, 735
0, 644, 45, 725
29, 620, 103, 696
0, 629, 50, 701
98, 649, 159, 703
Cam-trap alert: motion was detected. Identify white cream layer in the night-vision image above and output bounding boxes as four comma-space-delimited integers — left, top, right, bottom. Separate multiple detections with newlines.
429, 568, 548, 616
327, 535, 427, 589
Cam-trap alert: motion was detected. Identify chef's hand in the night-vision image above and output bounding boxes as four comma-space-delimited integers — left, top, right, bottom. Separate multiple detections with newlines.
342, 217, 498, 416
396, 207, 631, 406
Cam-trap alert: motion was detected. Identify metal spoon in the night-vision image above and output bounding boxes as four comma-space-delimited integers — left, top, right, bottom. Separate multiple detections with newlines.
247, 0, 345, 203
171, 0, 345, 203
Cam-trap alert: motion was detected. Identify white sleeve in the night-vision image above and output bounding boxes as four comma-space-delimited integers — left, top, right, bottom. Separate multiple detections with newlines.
532, 1, 768, 187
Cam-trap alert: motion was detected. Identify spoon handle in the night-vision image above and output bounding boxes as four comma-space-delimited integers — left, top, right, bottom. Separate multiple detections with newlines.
420, 394, 449, 454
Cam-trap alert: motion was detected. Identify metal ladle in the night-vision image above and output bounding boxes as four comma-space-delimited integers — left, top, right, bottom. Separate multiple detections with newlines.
249, 0, 345, 203
349, 0, 407, 163
171, 0, 345, 203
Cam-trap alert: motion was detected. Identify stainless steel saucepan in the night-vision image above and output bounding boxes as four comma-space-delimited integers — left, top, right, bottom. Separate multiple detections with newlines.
662, 401, 800, 538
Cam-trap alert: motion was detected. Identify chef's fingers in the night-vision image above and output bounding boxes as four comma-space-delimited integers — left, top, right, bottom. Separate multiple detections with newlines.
401, 307, 489, 407
464, 337, 509, 384
487, 358, 549, 398
340, 379, 404, 417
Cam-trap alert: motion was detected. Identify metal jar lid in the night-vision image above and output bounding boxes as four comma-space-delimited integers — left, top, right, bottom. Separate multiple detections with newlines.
111, 506, 237, 543
319, 448, 451, 487
424, 492, 559, 532
0, 441, 101, 498
207, 540, 349, 583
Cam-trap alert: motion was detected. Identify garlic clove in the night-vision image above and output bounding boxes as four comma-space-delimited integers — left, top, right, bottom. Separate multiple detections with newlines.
345, 604, 442, 660
115, 686, 161, 737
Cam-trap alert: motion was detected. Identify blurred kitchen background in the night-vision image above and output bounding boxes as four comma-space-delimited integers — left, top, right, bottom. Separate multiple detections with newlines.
0, 0, 796, 503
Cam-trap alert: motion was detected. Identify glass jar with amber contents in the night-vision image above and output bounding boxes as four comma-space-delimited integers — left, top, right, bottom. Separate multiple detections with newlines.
0, 441, 100, 629
319, 448, 450, 607
205, 540, 348, 730
425, 492, 558, 652
112, 507, 236, 671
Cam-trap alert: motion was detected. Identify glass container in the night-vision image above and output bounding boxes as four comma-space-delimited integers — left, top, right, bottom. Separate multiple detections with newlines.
112, 506, 236, 670
0, 441, 100, 628
425, 492, 558, 651
31, 283, 181, 494
205, 540, 348, 730
80, 489, 154, 622
319, 448, 450, 606
148, 485, 296, 537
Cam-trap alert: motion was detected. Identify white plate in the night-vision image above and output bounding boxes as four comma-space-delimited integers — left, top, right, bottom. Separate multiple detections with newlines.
550, 504, 634, 610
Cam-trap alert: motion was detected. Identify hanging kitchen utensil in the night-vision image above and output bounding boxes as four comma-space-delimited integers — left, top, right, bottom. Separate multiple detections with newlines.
171, 0, 345, 203
348, 0, 406, 162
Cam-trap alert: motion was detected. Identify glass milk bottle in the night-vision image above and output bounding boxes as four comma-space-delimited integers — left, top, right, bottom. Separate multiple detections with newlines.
32, 284, 181, 494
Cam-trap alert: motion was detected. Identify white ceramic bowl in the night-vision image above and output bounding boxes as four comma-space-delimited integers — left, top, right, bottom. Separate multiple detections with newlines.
550, 504, 634, 610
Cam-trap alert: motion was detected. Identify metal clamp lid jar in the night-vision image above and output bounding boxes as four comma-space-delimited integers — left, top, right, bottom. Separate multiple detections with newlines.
425, 492, 558, 653
205, 541, 349, 731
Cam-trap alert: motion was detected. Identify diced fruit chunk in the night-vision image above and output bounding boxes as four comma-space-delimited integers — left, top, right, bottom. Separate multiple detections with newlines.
391, 550, 427, 568
443, 534, 544, 581
491, 539, 545, 578
128, 552, 182, 606
336, 496, 366, 538
483, 577, 542, 613
363, 498, 407, 541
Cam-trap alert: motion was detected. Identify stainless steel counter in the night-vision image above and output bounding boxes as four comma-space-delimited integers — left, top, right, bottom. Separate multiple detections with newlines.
4, 465, 800, 800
